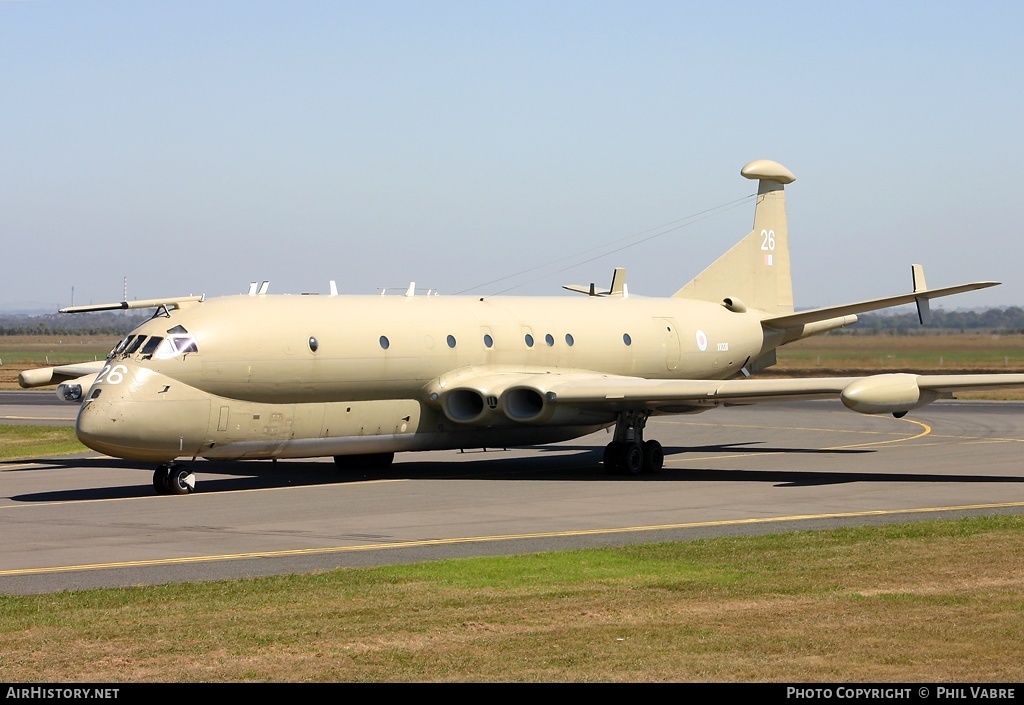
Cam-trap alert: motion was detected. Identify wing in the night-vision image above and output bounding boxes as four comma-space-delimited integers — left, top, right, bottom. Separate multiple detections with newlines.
543, 372, 1024, 417
18, 360, 107, 389
547, 372, 1024, 418
426, 368, 1024, 424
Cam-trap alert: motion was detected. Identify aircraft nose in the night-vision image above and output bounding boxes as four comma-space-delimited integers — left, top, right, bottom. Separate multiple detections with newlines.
75, 394, 132, 458
74, 368, 212, 462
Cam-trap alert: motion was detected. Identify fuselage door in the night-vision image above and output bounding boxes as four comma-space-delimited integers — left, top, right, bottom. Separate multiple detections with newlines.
655, 318, 681, 371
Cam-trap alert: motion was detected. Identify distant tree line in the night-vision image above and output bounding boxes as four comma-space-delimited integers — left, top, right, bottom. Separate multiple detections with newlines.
843, 307, 1024, 335
0, 311, 149, 336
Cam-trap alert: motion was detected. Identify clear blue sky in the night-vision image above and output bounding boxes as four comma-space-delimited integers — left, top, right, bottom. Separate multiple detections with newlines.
2, 1, 1022, 312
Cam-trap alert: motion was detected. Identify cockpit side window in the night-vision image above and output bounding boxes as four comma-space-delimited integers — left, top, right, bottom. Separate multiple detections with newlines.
171, 336, 198, 354
124, 336, 147, 354
140, 336, 164, 359
153, 332, 199, 359
109, 335, 133, 358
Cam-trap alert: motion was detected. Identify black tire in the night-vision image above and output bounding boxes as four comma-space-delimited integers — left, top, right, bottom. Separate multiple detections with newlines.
153, 465, 172, 495
167, 466, 195, 495
622, 443, 644, 475
642, 440, 664, 474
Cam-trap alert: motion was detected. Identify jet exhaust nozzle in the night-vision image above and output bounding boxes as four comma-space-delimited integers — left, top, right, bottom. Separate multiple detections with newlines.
501, 387, 548, 423
441, 387, 502, 425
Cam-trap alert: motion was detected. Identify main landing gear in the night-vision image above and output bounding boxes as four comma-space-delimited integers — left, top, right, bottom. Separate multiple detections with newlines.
603, 410, 663, 476
154, 463, 195, 495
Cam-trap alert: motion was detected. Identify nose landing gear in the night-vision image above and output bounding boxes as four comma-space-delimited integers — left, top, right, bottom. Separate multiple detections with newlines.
154, 463, 195, 495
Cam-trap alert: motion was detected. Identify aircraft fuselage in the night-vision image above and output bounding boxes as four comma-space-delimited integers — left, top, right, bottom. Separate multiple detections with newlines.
75, 293, 772, 462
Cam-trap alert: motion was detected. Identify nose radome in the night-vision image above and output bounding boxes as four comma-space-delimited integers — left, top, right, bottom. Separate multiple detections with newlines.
74, 367, 212, 462
75, 394, 133, 458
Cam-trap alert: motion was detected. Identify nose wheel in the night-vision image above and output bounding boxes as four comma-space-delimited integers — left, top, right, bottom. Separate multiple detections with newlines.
154, 463, 195, 495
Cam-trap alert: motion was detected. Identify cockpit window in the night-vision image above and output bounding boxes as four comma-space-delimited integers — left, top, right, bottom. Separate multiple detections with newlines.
167, 325, 188, 335
109, 335, 133, 358
152, 334, 200, 359
171, 336, 198, 354
140, 336, 164, 358
124, 336, 147, 354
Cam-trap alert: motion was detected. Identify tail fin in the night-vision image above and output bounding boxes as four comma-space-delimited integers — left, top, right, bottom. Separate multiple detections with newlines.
673, 159, 796, 314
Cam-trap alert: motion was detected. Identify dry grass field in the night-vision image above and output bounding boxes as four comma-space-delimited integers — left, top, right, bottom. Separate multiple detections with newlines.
769, 333, 1024, 400
0, 335, 116, 389
773, 332, 1024, 373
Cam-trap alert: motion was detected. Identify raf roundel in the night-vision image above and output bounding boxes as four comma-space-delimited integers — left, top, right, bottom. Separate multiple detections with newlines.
695, 329, 708, 352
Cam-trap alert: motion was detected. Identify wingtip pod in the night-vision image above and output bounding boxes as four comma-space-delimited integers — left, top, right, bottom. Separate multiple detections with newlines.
741, 160, 796, 184
840, 374, 936, 415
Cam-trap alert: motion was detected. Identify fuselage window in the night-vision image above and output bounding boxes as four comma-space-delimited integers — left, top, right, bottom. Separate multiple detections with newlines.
446, 334, 456, 348
623, 333, 632, 346
308, 336, 319, 353
525, 333, 534, 348
545, 334, 554, 347
565, 333, 574, 346
483, 334, 494, 348
379, 335, 390, 350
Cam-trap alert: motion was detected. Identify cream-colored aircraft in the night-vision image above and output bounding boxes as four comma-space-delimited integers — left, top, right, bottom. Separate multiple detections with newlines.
20, 159, 1024, 494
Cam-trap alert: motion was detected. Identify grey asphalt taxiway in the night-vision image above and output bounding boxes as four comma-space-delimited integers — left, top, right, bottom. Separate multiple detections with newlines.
2, 392, 1023, 594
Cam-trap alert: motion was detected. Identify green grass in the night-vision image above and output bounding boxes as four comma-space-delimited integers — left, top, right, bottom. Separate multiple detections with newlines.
0, 425, 86, 460
0, 516, 1022, 682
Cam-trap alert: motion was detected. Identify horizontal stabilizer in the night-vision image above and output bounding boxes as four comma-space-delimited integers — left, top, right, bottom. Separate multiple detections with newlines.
761, 280, 998, 330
